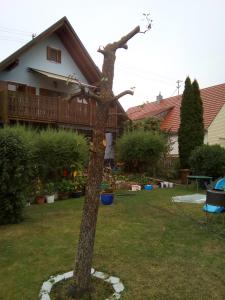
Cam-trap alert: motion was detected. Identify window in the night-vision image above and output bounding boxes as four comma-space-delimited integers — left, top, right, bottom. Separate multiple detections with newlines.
47, 46, 61, 63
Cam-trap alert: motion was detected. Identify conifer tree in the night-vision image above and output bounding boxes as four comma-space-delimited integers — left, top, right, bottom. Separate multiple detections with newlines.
178, 77, 204, 168
192, 79, 204, 146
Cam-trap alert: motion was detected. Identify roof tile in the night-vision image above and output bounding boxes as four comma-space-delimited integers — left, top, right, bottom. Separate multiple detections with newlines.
127, 83, 225, 133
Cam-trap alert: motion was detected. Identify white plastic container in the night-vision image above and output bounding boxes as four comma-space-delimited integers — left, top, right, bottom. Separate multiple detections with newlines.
46, 195, 55, 204
131, 185, 141, 191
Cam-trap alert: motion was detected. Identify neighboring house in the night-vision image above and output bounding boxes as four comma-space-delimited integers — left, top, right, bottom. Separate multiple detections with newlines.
127, 83, 225, 156
0, 17, 127, 141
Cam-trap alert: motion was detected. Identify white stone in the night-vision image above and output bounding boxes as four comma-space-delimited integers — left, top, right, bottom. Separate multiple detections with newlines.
106, 293, 121, 300
48, 276, 55, 283
106, 276, 120, 284
113, 293, 121, 299
113, 282, 124, 293
93, 271, 108, 279
41, 281, 52, 293
40, 294, 51, 300
64, 271, 73, 279
39, 269, 124, 300
52, 274, 65, 283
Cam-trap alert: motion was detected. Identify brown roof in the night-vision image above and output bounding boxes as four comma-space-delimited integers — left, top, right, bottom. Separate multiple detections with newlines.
127, 83, 225, 133
0, 16, 101, 85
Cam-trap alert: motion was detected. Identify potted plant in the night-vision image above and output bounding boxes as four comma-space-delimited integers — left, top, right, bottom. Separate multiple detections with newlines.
71, 174, 86, 198
35, 179, 45, 204
44, 182, 55, 204
100, 181, 114, 205
57, 179, 73, 200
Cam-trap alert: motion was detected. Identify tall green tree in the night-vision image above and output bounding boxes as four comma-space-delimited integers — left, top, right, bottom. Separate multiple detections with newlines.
178, 77, 204, 168
192, 79, 204, 145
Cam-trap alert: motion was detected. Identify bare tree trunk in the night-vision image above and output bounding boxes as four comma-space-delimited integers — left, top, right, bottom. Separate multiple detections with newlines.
70, 25, 141, 298
72, 104, 109, 295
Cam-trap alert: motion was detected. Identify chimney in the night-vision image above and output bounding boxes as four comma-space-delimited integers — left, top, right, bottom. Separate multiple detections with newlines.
156, 92, 163, 103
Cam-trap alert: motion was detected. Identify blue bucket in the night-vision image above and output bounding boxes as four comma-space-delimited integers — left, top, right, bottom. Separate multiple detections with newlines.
144, 184, 153, 191
100, 193, 114, 205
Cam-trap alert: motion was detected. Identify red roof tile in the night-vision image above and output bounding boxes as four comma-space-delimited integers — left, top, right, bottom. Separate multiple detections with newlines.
127, 83, 225, 133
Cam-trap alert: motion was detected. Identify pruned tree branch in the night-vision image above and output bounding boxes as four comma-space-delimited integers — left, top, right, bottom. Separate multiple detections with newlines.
97, 46, 106, 55
111, 26, 140, 51
66, 84, 85, 101
104, 90, 134, 106
97, 26, 141, 56
66, 90, 83, 101
113, 90, 134, 101
86, 90, 101, 103
67, 85, 101, 103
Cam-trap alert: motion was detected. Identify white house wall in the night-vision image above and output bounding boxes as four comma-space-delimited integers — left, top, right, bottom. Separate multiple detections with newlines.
0, 33, 88, 93
169, 131, 223, 156
206, 104, 225, 148
169, 134, 179, 156
170, 104, 225, 157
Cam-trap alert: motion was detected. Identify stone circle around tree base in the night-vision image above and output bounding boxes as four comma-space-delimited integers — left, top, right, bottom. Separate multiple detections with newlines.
39, 268, 125, 300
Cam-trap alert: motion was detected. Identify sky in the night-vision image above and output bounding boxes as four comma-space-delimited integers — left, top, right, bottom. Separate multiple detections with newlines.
1, 0, 225, 110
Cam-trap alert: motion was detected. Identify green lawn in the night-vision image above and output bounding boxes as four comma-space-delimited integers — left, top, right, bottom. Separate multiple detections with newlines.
1, 186, 225, 300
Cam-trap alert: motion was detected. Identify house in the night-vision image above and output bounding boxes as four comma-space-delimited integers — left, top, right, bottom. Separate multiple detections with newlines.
0, 17, 127, 139
127, 83, 225, 155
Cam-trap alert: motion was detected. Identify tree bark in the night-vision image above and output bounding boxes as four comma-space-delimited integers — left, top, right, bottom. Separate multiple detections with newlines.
73, 103, 109, 294
71, 25, 140, 297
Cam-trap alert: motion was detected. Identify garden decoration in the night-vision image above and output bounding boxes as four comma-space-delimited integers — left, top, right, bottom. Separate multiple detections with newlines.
39, 268, 125, 300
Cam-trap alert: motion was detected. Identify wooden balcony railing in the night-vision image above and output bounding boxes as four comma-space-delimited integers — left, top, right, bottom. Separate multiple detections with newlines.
6, 91, 118, 129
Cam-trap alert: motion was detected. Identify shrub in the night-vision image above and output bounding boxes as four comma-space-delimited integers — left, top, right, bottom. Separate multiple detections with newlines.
116, 130, 167, 173
57, 179, 74, 193
124, 117, 161, 133
189, 144, 225, 179
0, 129, 33, 224
34, 128, 89, 182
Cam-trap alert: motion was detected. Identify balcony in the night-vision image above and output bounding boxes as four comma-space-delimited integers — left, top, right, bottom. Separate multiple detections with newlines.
0, 90, 119, 130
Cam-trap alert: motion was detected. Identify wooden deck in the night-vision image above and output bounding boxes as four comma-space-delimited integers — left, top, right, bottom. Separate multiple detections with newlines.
1, 91, 119, 130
